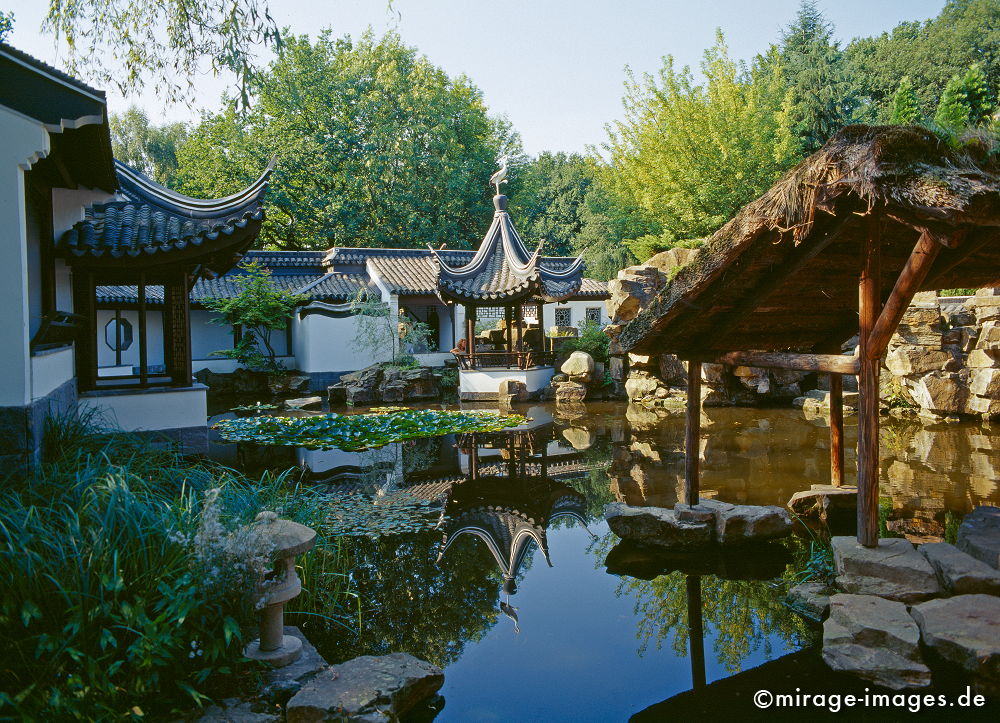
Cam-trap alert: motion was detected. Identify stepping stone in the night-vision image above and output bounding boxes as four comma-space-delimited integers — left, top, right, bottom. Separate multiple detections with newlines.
957, 506, 1000, 570
786, 582, 834, 621
605, 503, 712, 549
822, 594, 931, 690
696, 499, 793, 545
286, 653, 443, 723
920, 542, 1000, 596
911, 595, 1000, 693
788, 485, 857, 517
285, 396, 323, 410
832, 536, 942, 604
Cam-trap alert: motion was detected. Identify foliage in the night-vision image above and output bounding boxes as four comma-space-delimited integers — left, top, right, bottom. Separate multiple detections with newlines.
846, 0, 1000, 121
778, 1, 859, 153
511, 152, 596, 256
0, 414, 354, 720
203, 260, 305, 372
791, 540, 834, 583
601, 30, 799, 247
935, 72, 975, 136
322, 491, 442, 538
0, 10, 12, 42
110, 107, 189, 187
213, 408, 530, 450
230, 401, 280, 413
177, 31, 521, 250
41, 0, 281, 107
890, 77, 923, 125
559, 320, 611, 364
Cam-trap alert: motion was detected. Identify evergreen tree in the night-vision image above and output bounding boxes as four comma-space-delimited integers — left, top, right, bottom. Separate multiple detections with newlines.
780, 1, 858, 152
890, 77, 922, 124
934, 73, 972, 133
962, 63, 993, 125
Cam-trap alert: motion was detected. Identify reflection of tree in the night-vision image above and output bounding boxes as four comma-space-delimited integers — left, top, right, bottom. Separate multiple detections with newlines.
298, 530, 503, 668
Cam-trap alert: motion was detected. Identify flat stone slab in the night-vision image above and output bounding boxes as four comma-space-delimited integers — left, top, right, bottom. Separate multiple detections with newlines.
822, 593, 930, 690
285, 396, 323, 410
957, 506, 1000, 570
696, 499, 793, 545
920, 542, 1000, 596
604, 503, 712, 549
286, 652, 443, 723
786, 582, 834, 621
832, 536, 942, 603
911, 594, 1000, 693
787, 485, 857, 517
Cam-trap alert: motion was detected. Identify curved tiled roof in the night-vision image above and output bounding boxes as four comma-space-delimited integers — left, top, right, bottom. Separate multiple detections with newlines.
59, 160, 272, 273
430, 195, 585, 303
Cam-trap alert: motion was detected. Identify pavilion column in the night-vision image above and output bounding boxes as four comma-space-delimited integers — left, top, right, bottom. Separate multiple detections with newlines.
163, 270, 193, 386
685, 360, 702, 506
829, 373, 845, 487
71, 269, 97, 392
465, 305, 476, 368
505, 305, 513, 368
857, 219, 882, 547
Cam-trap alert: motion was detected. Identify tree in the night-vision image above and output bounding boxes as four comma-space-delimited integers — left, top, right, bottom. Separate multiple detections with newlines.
202, 261, 305, 372
779, 1, 859, 152
890, 77, 922, 124
0, 10, 13, 42
41, 1, 281, 106
349, 290, 430, 366
961, 63, 993, 125
601, 32, 799, 250
511, 153, 595, 256
846, 0, 1000, 121
935, 73, 974, 134
109, 106, 189, 187
177, 31, 521, 250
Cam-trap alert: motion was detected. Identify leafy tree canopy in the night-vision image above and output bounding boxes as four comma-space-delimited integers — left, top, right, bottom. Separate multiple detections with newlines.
41, 0, 282, 106
110, 106, 189, 187
890, 76, 922, 124
176, 31, 522, 250
0, 10, 13, 42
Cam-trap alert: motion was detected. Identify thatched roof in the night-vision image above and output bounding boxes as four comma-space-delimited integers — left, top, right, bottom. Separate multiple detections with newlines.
619, 125, 1000, 356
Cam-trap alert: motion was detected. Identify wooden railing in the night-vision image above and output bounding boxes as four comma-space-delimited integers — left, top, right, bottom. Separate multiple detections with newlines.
454, 350, 555, 370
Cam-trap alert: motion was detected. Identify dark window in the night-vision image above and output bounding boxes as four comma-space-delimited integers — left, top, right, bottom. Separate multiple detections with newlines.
104, 317, 133, 351
585, 307, 602, 324
554, 307, 572, 327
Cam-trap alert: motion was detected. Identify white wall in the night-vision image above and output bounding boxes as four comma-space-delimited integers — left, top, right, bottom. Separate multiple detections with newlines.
191, 310, 235, 360
542, 299, 611, 330
292, 313, 385, 374
459, 367, 555, 394
31, 346, 74, 400
96, 308, 164, 370
80, 385, 207, 431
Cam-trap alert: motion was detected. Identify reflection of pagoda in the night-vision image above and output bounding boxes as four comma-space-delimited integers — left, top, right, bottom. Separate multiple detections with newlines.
435, 426, 590, 606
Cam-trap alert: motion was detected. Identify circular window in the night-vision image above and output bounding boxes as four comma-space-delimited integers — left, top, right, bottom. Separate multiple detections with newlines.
104, 317, 134, 351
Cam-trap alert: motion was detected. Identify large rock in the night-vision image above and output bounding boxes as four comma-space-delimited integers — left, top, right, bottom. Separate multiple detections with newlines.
920, 542, 1000, 595
562, 426, 595, 450
905, 371, 967, 415
606, 266, 665, 322
911, 595, 1000, 693
697, 498, 793, 545
832, 536, 942, 603
822, 593, 931, 690
624, 371, 662, 400
286, 653, 443, 723
786, 582, 834, 621
885, 348, 954, 376
658, 354, 687, 386
957, 506, 1000, 570
561, 351, 595, 383
285, 396, 323, 410
555, 380, 587, 403
788, 485, 858, 518
604, 502, 713, 549
498, 379, 529, 404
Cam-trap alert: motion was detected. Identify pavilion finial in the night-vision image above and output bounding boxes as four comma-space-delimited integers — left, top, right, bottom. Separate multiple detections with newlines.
490, 154, 509, 195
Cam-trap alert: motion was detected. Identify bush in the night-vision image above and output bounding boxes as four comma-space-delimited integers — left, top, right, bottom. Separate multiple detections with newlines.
0, 415, 352, 720
560, 320, 610, 364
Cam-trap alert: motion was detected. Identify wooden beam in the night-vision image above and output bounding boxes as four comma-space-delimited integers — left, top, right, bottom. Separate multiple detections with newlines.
924, 229, 985, 290
684, 350, 859, 375
685, 361, 702, 506
857, 219, 881, 547
830, 373, 845, 487
865, 230, 942, 359
705, 220, 853, 343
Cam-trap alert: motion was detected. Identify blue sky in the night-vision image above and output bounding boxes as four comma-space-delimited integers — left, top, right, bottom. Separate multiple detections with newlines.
5, 0, 946, 154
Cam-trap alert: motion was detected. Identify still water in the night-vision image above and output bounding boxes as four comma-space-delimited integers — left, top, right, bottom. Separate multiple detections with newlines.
211, 401, 1000, 720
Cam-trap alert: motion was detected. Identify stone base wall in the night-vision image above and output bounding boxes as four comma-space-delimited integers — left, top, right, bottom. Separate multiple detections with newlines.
0, 377, 77, 468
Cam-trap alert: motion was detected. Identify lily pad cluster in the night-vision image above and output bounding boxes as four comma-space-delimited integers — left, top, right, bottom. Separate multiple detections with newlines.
212, 408, 530, 450
321, 491, 444, 537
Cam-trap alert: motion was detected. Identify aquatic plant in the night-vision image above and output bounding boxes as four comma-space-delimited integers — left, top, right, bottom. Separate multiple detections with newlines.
230, 401, 280, 412
320, 491, 444, 538
213, 408, 530, 450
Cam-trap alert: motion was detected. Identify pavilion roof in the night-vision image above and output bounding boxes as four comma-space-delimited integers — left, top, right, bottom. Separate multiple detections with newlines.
619, 125, 1000, 356
430, 194, 585, 304
58, 160, 272, 275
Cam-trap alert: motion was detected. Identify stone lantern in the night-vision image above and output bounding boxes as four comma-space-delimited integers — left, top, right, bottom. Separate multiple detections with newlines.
244, 511, 317, 667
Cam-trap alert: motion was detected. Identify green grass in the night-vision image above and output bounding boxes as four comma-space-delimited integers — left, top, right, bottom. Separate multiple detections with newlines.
0, 412, 355, 721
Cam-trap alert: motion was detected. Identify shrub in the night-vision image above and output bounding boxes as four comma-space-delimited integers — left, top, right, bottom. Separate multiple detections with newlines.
560, 320, 610, 364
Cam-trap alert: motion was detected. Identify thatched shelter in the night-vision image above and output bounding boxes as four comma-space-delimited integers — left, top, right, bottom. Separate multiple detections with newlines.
618, 125, 1000, 547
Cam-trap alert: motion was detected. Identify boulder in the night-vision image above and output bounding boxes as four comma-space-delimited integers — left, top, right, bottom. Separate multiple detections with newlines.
562, 426, 596, 450
327, 384, 346, 406
957, 506, 1000, 570
625, 371, 662, 400
555, 380, 588, 403
606, 266, 666, 322
832, 536, 942, 603
920, 542, 1000, 596
786, 582, 834, 621
198, 700, 280, 722
788, 485, 858, 518
658, 354, 687, 386
885, 348, 953, 376
822, 594, 931, 690
285, 653, 443, 723
267, 374, 310, 396
644, 247, 698, 273
905, 372, 967, 415
345, 385, 374, 406
911, 595, 1000, 693
498, 379, 529, 403
398, 366, 439, 399
561, 351, 595, 382
697, 498, 793, 545
285, 396, 322, 410
604, 502, 713, 549
970, 368, 1000, 397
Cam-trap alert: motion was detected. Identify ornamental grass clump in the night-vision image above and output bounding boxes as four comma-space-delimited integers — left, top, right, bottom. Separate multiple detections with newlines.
0, 415, 353, 720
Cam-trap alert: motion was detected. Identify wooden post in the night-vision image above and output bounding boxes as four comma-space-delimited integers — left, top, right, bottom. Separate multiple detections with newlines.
830, 373, 844, 487
466, 305, 476, 368
857, 220, 881, 547
685, 361, 702, 506
505, 305, 513, 368
72, 270, 97, 392
137, 274, 148, 387
686, 575, 706, 691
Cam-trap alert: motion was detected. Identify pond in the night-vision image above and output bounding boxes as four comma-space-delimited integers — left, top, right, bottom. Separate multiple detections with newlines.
209, 401, 1000, 720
